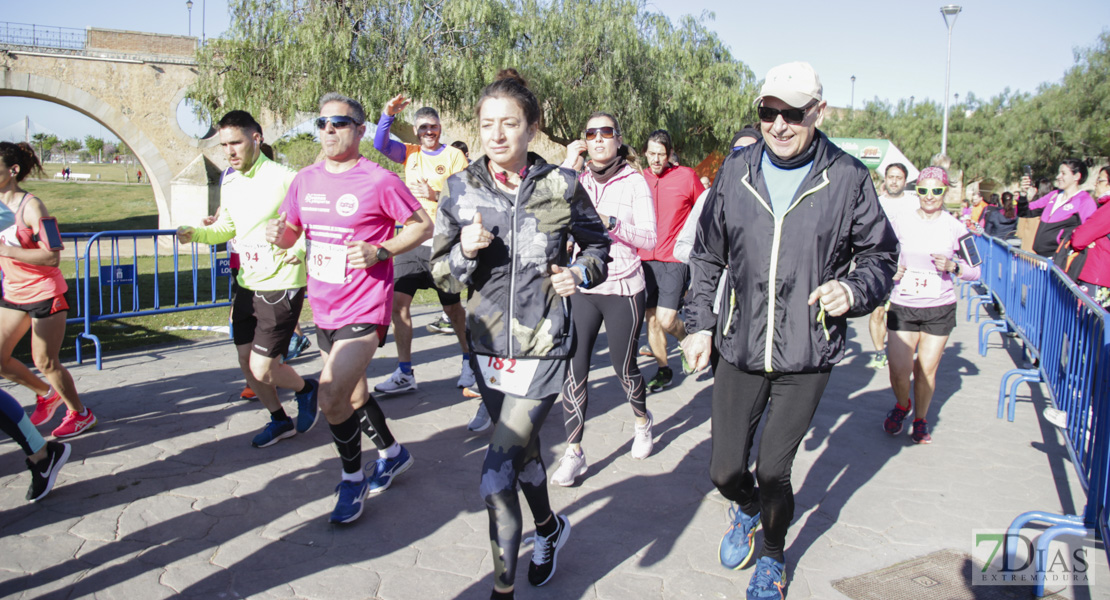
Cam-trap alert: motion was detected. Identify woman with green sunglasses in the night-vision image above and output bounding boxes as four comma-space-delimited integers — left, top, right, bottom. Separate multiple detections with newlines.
882, 166, 979, 444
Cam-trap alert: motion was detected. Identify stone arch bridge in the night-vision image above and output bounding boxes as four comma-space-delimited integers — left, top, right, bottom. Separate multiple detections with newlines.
0, 24, 301, 228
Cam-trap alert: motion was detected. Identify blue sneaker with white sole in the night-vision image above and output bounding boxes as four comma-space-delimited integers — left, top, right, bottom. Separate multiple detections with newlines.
367, 445, 413, 494
720, 505, 761, 570
329, 478, 370, 523
252, 418, 295, 448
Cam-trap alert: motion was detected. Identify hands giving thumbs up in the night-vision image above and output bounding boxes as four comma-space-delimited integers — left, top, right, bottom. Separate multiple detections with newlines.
550, 264, 582, 297
461, 211, 493, 258
266, 211, 288, 246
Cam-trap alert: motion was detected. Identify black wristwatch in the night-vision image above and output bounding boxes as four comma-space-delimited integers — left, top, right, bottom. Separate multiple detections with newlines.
607, 216, 617, 231
375, 246, 391, 262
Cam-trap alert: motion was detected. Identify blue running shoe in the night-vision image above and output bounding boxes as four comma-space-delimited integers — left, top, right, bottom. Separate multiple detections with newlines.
252, 418, 295, 448
286, 333, 312, 361
746, 556, 787, 599
720, 505, 761, 570
295, 378, 319, 433
329, 478, 369, 524
367, 445, 414, 494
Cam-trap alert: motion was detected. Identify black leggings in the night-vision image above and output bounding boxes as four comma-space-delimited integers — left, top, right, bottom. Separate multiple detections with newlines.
709, 361, 831, 563
561, 291, 647, 444
478, 381, 558, 589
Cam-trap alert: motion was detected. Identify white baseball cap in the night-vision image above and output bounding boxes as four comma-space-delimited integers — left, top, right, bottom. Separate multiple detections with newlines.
755, 62, 823, 108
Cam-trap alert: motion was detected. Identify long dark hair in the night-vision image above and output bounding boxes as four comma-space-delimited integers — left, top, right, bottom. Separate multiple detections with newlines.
1061, 158, 1088, 185
1001, 192, 1016, 219
0, 142, 44, 182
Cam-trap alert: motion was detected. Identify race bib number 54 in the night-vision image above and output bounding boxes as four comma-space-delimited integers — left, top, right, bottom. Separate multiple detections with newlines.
477, 355, 540, 396
307, 239, 347, 284
905, 268, 943, 296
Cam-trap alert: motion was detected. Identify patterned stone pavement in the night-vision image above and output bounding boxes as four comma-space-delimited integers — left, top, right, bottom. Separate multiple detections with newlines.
1, 304, 1106, 599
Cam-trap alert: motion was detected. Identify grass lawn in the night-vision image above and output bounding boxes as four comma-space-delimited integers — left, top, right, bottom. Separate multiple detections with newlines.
22, 179, 159, 232
39, 162, 146, 184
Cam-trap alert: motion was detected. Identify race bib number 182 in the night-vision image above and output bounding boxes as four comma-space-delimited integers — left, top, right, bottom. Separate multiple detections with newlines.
477, 355, 540, 396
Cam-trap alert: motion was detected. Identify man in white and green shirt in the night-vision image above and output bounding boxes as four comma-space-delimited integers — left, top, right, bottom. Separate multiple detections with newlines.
177, 110, 319, 448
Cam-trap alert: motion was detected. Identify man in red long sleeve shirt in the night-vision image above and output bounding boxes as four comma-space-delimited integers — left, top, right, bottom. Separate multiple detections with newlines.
638, 130, 704, 391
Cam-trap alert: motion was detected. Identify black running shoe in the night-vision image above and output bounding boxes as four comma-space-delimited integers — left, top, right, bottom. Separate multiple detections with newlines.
528, 514, 571, 586
646, 366, 673, 393
26, 441, 71, 503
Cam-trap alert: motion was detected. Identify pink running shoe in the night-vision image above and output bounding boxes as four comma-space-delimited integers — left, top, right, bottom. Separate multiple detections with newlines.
30, 390, 64, 426
52, 409, 97, 439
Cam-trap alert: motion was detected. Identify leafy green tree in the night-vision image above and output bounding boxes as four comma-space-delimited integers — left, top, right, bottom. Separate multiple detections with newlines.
59, 138, 83, 168
272, 132, 320, 170
30, 133, 59, 162
188, 0, 757, 164
85, 136, 105, 164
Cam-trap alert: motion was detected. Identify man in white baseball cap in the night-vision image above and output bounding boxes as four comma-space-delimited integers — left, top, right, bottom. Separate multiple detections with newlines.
682, 61, 897, 598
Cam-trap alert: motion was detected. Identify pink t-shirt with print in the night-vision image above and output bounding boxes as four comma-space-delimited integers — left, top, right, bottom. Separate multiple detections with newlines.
281, 157, 420, 330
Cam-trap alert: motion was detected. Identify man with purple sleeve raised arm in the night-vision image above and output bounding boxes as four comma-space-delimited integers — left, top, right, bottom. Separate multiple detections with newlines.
370, 95, 476, 403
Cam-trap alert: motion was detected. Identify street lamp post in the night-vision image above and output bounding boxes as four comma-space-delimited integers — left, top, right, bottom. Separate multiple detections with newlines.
940, 4, 962, 156
850, 75, 856, 111
186, 0, 193, 37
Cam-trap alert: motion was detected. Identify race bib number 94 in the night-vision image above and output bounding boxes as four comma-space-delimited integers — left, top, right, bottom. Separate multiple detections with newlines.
477, 355, 540, 396
236, 239, 275, 273
307, 239, 347, 284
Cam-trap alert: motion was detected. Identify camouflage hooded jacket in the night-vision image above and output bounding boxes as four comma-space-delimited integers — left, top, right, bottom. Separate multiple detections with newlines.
431, 153, 611, 360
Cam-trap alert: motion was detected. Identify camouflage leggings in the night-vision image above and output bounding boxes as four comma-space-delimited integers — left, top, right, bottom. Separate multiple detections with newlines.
479, 388, 557, 589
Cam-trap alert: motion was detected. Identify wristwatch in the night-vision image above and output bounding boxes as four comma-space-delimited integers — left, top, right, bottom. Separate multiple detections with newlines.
375, 246, 391, 262
607, 216, 617, 231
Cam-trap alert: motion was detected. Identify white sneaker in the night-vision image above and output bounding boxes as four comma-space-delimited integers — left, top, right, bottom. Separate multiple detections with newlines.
631, 410, 654, 460
457, 361, 476, 388
549, 447, 587, 486
468, 402, 492, 432
374, 367, 417, 394
1043, 407, 1067, 429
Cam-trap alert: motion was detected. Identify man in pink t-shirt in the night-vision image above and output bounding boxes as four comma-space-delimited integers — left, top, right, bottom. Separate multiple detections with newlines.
267, 92, 432, 524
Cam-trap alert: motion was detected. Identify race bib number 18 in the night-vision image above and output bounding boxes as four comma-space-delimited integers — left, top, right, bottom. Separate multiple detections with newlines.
307, 239, 348, 284
477, 355, 540, 396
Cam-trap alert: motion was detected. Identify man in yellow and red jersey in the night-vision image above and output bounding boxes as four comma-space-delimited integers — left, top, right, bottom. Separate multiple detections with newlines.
371, 95, 473, 396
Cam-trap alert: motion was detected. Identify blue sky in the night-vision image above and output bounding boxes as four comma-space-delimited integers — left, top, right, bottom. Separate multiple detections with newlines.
2, 0, 1107, 142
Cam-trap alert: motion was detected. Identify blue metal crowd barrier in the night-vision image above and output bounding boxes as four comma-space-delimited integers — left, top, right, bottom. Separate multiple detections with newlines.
60, 232, 95, 326
975, 236, 1010, 351
970, 233, 1110, 596
69, 230, 233, 370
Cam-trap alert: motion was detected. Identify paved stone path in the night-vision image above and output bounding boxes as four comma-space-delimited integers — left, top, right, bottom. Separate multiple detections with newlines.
1, 304, 1106, 599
